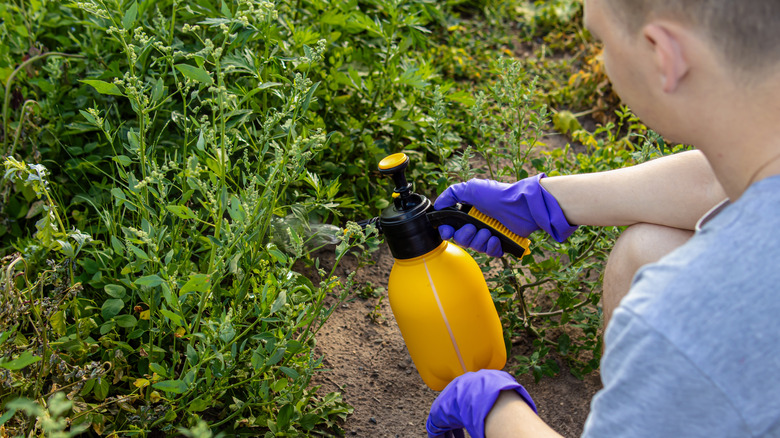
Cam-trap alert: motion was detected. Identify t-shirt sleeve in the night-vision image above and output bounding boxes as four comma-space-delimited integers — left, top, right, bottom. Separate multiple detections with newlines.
581, 308, 750, 437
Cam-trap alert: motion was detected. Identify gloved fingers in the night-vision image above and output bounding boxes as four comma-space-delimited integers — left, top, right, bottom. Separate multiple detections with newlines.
486, 236, 503, 257
427, 428, 464, 438
438, 225, 456, 240
445, 429, 466, 438
452, 224, 477, 248
470, 228, 493, 253
426, 415, 461, 437
434, 179, 488, 210
433, 183, 466, 210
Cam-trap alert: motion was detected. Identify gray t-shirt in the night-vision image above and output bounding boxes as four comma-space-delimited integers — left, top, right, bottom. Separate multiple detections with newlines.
582, 176, 780, 437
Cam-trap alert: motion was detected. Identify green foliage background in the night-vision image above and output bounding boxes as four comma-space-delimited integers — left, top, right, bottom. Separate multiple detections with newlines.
0, 0, 675, 435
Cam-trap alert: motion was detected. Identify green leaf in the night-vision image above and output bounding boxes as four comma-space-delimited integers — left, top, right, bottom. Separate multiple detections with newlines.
196, 130, 206, 151
128, 244, 150, 261
251, 347, 265, 371
270, 290, 287, 315
552, 110, 583, 135
50, 310, 67, 336
557, 333, 571, 355
186, 344, 199, 366
166, 205, 197, 220
149, 362, 167, 377
266, 347, 285, 366
135, 275, 164, 288
279, 366, 299, 379
104, 284, 126, 298
258, 82, 282, 90
300, 413, 320, 431
79, 109, 97, 125
153, 379, 188, 394
175, 64, 214, 86
80, 79, 123, 96
111, 187, 127, 201
300, 81, 320, 113
187, 396, 211, 413
113, 155, 133, 167
179, 274, 210, 296
80, 378, 96, 396
0, 406, 16, 426
102, 298, 124, 320
122, 1, 138, 29
111, 236, 125, 255
0, 351, 41, 370
218, 321, 235, 343
268, 248, 288, 265
114, 314, 138, 328
94, 377, 109, 400
160, 309, 184, 327
277, 404, 293, 430
151, 77, 165, 102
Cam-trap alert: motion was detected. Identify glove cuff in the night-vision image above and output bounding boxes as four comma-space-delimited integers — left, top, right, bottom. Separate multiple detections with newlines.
466, 372, 537, 438
426, 370, 537, 438
536, 174, 578, 242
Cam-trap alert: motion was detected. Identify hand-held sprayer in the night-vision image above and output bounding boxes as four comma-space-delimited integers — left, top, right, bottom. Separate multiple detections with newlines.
362, 153, 531, 390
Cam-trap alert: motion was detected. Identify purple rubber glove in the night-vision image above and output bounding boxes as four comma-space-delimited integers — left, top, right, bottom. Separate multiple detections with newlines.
434, 174, 578, 256
426, 369, 537, 438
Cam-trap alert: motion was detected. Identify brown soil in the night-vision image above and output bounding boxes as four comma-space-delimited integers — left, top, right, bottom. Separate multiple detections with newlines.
310, 244, 602, 438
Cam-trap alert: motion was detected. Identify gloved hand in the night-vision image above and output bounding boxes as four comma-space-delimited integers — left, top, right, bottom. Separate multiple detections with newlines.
426, 369, 537, 438
434, 174, 577, 257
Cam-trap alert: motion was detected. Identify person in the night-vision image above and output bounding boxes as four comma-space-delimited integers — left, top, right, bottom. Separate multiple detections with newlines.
436, 150, 726, 327
426, 0, 780, 436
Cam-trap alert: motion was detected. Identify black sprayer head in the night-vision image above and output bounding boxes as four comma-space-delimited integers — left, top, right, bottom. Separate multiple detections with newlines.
377, 153, 442, 259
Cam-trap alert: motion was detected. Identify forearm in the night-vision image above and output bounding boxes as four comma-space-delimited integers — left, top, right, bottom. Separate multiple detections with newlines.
540, 150, 726, 230
485, 391, 564, 438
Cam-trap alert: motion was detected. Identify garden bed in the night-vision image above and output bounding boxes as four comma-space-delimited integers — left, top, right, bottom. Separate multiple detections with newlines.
309, 245, 601, 437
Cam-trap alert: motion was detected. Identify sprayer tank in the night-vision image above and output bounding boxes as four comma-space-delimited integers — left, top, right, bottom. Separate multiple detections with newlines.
387, 241, 507, 391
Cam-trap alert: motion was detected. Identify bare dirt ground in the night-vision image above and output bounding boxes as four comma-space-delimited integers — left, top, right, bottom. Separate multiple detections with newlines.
309, 244, 602, 437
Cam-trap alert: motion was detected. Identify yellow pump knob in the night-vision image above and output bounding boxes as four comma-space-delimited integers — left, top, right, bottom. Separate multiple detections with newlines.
379, 153, 409, 171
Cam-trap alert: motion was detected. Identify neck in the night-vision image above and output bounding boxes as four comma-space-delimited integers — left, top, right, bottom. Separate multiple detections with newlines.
685, 75, 780, 200
703, 147, 780, 201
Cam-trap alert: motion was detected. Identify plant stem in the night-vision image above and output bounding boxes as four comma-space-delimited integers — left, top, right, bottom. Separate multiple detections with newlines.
8, 100, 40, 158
529, 295, 593, 318
2, 52, 83, 156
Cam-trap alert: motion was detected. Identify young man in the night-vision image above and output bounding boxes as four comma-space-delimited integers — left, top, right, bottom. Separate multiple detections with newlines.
426, 0, 780, 436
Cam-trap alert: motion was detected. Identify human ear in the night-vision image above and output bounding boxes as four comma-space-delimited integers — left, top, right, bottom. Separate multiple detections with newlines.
643, 24, 688, 93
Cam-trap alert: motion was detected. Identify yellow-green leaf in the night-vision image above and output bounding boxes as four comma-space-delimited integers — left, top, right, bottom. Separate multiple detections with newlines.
80, 79, 124, 96
50, 310, 67, 336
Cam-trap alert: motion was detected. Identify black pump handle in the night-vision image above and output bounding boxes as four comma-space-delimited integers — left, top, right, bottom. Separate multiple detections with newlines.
426, 204, 531, 259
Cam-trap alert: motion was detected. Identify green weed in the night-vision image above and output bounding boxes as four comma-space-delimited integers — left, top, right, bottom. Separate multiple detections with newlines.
1, 0, 387, 434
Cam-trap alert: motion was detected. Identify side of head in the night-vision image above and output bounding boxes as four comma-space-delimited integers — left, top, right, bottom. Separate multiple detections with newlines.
603, 0, 780, 84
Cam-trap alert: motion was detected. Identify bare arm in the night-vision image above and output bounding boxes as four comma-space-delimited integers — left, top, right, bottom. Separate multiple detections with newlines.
540, 150, 726, 230
485, 391, 564, 438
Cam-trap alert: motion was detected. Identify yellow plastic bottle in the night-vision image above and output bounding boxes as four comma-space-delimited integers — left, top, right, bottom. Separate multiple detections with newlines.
376, 153, 511, 391
388, 241, 506, 390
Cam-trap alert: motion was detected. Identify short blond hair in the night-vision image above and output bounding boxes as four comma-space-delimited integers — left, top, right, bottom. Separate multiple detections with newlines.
605, 0, 780, 76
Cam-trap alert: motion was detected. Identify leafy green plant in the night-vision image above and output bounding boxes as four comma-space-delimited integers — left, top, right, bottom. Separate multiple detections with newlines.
1, 0, 388, 435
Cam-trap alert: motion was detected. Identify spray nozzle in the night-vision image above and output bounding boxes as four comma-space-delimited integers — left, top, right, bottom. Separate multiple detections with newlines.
363, 152, 531, 260
378, 153, 414, 210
